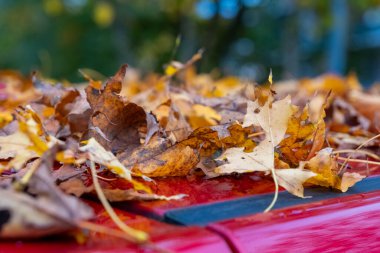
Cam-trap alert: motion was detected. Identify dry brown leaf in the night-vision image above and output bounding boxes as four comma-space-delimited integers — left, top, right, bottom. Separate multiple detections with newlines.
182, 123, 252, 158
119, 137, 199, 177
59, 177, 186, 202
278, 105, 315, 165
85, 64, 147, 153
164, 100, 192, 143
338, 172, 365, 192
306, 94, 329, 160
305, 148, 364, 191
0, 149, 93, 239
145, 112, 161, 144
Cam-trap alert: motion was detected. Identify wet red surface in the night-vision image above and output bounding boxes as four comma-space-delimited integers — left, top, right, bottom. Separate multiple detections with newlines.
0, 200, 230, 253
126, 173, 277, 215
121, 162, 380, 215
2, 163, 380, 252
215, 190, 380, 252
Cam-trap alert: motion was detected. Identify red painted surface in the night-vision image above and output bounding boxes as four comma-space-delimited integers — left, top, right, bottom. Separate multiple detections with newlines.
215, 190, 380, 252
85, 171, 279, 216
125, 173, 277, 215
0, 200, 231, 253
123, 162, 380, 215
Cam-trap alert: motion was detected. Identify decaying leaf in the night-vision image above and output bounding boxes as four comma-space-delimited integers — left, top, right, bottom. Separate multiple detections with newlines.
305, 148, 365, 191
118, 136, 199, 177
216, 95, 292, 174
338, 172, 365, 192
278, 105, 315, 165
85, 64, 147, 153
79, 138, 134, 181
59, 177, 186, 202
276, 168, 316, 197
0, 149, 93, 239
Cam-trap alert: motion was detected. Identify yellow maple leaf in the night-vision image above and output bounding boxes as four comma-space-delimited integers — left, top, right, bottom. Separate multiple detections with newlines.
305, 148, 365, 191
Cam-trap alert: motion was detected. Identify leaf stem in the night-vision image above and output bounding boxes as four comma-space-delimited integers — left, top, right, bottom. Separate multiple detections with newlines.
338, 133, 380, 174
89, 160, 148, 243
264, 97, 279, 213
336, 157, 380, 167
247, 131, 265, 138
333, 149, 380, 161
264, 169, 279, 213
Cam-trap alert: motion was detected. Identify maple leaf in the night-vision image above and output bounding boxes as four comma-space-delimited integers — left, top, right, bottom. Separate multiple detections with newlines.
0, 131, 34, 160
306, 93, 330, 160
182, 123, 253, 158
276, 168, 316, 197
214, 92, 318, 199
338, 172, 365, 192
278, 93, 329, 165
117, 136, 199, 177
85, 64, 148, 153
278, 105, 315, 165
216, 95, 293, 174
304, 148, 365, 191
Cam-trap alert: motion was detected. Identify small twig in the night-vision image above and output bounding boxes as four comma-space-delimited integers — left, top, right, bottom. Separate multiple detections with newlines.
248, 131, 265, 138
264, 169, 279, 213
338, 133, 380, 174
96, 175, 117, 181
336, 157, 380, 167
264, 86, 279, 213
366, 157, 370, 176
333, 149, 380, 161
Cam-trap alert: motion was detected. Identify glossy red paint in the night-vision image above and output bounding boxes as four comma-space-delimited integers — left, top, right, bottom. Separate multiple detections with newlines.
123, 162, 380, 216
214, 190, 380, 252
122, 173, 278, 215
2, 163, 380, 252
0, 200, 231, 253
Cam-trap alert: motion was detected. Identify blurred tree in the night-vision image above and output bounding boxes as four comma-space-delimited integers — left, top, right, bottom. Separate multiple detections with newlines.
0, 0, 380, 85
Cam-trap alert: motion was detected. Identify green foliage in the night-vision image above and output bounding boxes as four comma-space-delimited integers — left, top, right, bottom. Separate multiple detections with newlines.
0, 0, 380, 83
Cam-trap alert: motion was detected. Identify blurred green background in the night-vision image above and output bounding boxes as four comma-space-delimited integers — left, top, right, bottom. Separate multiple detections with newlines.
1, 0, 380, 85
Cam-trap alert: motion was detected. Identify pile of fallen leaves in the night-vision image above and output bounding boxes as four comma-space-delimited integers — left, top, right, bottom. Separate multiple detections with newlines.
1, 53, 380, 243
